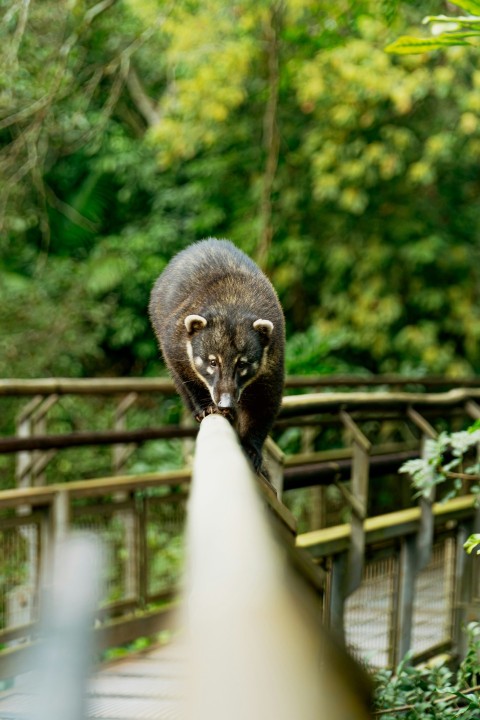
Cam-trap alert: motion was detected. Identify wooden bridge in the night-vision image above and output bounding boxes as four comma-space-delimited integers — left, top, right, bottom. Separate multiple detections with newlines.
0, 376, 479, 717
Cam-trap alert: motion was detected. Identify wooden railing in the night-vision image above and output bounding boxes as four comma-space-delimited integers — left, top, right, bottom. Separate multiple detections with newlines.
0, 470, 187, 678
1, 377, 480, 676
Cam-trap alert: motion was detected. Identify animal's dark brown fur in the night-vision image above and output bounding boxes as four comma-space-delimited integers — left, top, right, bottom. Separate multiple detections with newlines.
149, 238, 285, 472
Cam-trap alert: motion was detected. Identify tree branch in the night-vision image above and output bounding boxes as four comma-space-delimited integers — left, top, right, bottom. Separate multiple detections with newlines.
257, 2, 283, 270
5, 0, 31, 70
126, 67, 161, 127
84, 0, 117, 25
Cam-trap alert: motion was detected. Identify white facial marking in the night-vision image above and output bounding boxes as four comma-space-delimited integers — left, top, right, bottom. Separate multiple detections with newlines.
186, 341, 215, 403
238, 347, 268, 398
206, 366, 215, 375
240, 367, 248, 377
208, 354, 216, 361
194, 356, 203, 368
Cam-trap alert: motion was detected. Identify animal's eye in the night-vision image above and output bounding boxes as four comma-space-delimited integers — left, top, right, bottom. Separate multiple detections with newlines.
237, 360, 248, 371
209, 358, 217, 368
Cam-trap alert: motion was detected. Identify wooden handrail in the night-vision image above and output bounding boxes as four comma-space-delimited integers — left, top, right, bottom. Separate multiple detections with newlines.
279, 387, 480, 417
297, 494, 476, 557
0, 425, 197, 453
0, 375, 478, 396
1, 389, 480, 454
0, 469, 191, 508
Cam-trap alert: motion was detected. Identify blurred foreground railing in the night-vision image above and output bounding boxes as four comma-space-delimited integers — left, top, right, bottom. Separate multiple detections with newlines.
182, 412, 370, 720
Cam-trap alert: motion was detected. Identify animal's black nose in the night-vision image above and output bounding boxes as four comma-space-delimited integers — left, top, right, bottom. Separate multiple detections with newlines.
218, 393, 233, 409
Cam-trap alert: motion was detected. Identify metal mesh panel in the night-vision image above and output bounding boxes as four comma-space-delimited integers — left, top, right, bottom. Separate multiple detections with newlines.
146, 496, 186, 599
73, 507, 138, 606
0, 523, 39, 633
411, 537, 456, 655
344, 554, 397, 668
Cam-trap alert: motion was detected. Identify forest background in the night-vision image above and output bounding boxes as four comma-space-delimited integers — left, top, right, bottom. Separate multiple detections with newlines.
2, 0, 480, 382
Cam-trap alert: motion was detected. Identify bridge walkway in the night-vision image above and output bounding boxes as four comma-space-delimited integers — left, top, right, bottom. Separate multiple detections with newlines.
0, 640, 185, 720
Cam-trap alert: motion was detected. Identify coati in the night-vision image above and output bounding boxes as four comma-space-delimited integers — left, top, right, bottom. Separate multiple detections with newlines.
149, 238, 285, 474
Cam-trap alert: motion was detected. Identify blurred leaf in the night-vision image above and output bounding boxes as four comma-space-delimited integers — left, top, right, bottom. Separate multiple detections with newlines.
465, 534, 480, 554
385, 34, 472, 54
449, 0, 480, 14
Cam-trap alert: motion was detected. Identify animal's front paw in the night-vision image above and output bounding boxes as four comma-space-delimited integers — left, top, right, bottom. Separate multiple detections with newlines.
195, 406, 235, 424
194, 406, 216, 423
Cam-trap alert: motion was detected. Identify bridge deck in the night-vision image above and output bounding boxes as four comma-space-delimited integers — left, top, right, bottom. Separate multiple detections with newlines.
0, 641, 185, 720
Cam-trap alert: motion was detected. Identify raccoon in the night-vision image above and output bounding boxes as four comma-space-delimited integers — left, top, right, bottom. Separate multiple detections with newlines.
148, 238, 285, 473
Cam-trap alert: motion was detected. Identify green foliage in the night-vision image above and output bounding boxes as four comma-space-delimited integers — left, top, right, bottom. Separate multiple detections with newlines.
399, 426, 480, 499
2, 0, 480, 381
399, 420, 480, 559
374, 623, 480, 718
464, 534, 480, 554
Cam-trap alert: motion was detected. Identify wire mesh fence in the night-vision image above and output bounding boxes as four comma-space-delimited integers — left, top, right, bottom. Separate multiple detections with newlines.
344, 535, 458, 668
411, 537, 456, 656
1, 521, 40, 635
345, 553, 397, 668
146, 494, 186, 600
73, 505, 140, 606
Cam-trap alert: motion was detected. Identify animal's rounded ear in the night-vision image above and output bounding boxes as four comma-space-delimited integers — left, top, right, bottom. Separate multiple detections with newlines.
184, 314, 207, 334
253, 319, 274, 338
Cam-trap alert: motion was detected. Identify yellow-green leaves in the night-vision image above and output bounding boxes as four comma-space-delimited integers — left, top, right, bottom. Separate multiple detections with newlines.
293, 36, 429, 214
386, 1, 480, 55
128, 0, 259, 166
465, 534, 480, 555
385, 34, 472, 55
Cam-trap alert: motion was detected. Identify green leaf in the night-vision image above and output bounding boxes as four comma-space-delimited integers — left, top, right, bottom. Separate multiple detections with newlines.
464, 534, 480, 554
385, 34, 471, 54
448, 0, 480, 15
424, 14, 480, 26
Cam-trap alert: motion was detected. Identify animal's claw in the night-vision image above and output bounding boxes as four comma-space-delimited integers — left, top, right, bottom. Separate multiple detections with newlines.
195, 406, 216, 423
195, 405, 235, 424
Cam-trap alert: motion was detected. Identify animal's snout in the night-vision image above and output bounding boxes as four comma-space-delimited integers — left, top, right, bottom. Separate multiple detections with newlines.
218, 392, 234, 410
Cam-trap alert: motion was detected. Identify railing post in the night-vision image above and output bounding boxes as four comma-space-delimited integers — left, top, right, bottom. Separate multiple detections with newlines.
301, 425, 325, 529
339, 411, 371, 597
16, 396, 43, 491
51, 490, 71, 557
407, 407, 438, 572
328, 552, 348, 640
16, 395, 58, 490
137, 493, 148, 608
112, 392, 138, 474
393, 534, 417, 665
452, 521, 474, 658
12, 395, 57, 635
112, 393, 139, 602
